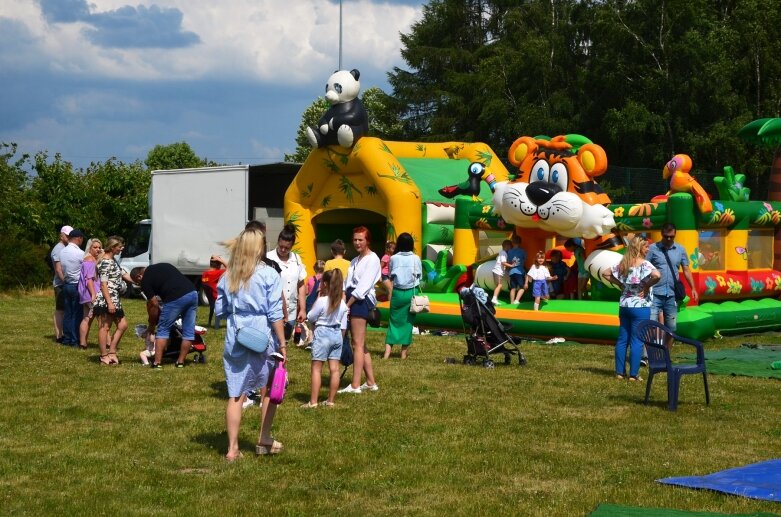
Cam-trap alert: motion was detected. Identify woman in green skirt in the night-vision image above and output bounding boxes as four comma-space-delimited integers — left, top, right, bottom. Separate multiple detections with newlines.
384, 233, 422, 359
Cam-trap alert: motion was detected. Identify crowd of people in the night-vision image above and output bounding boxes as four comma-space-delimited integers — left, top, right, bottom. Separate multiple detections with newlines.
212, 223, 423, 460
484, 225, 697, 380
49, 219, 697, 460
51, 227, 135, 362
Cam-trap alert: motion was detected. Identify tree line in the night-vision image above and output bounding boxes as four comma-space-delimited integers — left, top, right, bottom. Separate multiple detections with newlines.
0, 142, 209, 290
383, 0, 780, 193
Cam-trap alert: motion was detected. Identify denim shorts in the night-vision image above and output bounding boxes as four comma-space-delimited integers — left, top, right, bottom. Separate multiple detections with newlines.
311, 326, 343, 361
345, 288, 374, 320
157, 291, 198, 340
651, 294, 678, 331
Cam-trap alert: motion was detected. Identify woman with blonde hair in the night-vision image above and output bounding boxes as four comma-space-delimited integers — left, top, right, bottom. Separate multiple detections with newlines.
603, 235, 660, 381
93, 237, 131, 365
78, 238, 103, 349
216, 229, 287, 461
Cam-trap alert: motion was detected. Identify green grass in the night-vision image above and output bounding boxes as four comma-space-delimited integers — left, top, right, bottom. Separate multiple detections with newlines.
1, 292, 779, 516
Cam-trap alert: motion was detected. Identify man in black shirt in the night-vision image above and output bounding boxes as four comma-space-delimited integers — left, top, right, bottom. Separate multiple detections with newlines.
130, 263, 198, 368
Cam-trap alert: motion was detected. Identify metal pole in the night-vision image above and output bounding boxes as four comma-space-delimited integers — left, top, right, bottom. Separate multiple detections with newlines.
339, 0, 343, 69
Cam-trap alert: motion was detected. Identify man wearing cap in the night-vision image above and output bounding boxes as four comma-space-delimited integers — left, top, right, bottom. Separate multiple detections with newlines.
130, 263, 198, 368
51, 225, 73, 343
59, 229, 85, 346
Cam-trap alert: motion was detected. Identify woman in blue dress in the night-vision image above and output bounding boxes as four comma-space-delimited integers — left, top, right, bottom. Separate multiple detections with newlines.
216, 229, 287, 461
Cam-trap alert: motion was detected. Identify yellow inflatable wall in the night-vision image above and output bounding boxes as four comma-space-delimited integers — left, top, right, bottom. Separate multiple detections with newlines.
285, 138, 509, 274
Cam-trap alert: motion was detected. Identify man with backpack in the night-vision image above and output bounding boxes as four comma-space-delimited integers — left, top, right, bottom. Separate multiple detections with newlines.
645, 222, 698, 334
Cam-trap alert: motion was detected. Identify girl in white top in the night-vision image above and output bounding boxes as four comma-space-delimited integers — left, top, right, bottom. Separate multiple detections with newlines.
524, 251, 558, 311
303, 269, 349, 407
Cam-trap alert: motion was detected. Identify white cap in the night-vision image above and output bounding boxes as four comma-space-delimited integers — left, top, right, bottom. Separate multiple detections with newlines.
60, 225, 74, 235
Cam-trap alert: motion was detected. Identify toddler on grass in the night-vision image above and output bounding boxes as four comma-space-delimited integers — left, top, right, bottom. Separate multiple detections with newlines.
138, 330, 156, 365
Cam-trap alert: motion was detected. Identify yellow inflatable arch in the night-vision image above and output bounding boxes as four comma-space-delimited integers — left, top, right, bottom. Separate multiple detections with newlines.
284, 137, 509, 274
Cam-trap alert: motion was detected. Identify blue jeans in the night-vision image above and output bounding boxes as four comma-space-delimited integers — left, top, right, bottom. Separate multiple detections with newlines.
62, 283, 81, 345
157, 291, 198, 340
651, 294, 678, 331
616, 306, 651, 377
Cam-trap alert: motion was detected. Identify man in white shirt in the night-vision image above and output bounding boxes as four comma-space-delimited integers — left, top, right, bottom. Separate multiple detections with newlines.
51, 225, 72, 343
59, 229, 85, 347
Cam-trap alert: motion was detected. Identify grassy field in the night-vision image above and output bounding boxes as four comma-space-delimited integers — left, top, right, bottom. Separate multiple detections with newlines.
0, 292, 779, 516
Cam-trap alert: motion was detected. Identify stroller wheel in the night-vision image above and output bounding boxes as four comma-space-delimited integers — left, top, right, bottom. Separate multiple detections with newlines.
463, 355, 475, 366
504, 354, 512, 365
483, 359, 495, 369
518, 353, 527, 366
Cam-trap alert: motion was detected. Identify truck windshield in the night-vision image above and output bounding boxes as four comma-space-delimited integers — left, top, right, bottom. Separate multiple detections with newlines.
124, 223, 151, 258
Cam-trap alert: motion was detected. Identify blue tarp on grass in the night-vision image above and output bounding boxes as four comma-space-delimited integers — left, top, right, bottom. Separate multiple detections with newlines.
658, 459, 781, 502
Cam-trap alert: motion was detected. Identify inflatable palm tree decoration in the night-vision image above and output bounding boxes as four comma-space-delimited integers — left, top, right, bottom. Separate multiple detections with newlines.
739, 118, 781, 269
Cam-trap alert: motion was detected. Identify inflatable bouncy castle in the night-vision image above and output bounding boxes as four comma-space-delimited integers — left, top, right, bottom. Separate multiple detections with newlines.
285, 73, 781, 342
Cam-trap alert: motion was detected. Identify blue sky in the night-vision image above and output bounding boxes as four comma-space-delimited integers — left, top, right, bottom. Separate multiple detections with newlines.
0, 0, 425, 169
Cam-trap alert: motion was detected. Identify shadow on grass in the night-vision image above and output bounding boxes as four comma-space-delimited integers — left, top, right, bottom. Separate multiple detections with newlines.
579, 366, 618, 377
192, 430, 255, 457
607, 391, 673, 409
209, 381, 229, 399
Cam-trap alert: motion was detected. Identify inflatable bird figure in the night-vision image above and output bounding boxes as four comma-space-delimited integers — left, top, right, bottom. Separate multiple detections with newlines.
662, 154, 713, 213
439, 162, 485, 201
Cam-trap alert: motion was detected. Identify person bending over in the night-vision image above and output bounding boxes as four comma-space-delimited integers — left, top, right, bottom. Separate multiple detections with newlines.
130, 263, 198, 368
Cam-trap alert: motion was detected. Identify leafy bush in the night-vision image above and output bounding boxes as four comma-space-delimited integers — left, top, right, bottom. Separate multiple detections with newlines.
0, 236, 51, 290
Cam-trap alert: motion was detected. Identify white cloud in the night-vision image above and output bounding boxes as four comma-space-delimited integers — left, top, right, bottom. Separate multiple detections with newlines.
0, 1, 424, 169
4, 0, 421, 84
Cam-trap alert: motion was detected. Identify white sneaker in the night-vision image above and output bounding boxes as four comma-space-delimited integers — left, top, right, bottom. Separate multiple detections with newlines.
337, 385, 363, 394
242, 397, 256, 410
359, 382, 379, 392
492, 299, 501, 306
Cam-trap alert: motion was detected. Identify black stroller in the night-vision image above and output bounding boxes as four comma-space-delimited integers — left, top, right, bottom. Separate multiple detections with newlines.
458, 286, 527, 368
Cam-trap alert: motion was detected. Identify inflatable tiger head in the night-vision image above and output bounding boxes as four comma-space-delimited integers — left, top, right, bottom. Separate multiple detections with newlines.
492, 135, 615, 239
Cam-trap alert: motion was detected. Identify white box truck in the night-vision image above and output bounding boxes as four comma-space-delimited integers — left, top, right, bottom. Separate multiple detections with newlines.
120, 163, 299, 293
